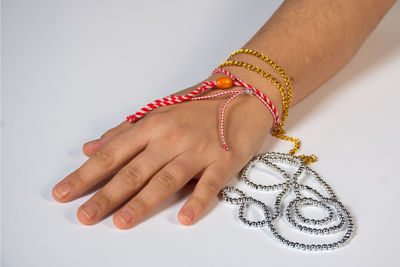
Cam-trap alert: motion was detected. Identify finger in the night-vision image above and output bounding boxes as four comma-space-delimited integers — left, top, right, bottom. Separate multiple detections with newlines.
177, 162, 237, 226
52, 125, 148, 203
83, 120, 133, 157
76, 143, 179, 225
113, 152, 204, 229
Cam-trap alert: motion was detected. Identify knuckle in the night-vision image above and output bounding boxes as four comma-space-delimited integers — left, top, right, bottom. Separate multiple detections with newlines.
119, 165, 143, 188
154, 170, 177, 190
190, 195, 207, 210
221, 152, 245, 166
128, 197, 147, 216
161, 126, 188, 146
140, 112, 162, 129
70, 171, 85, 187
202, 177, 222, 196
92, 146, 114, 167
94, 192, 112, 209
101, 127, 116, 138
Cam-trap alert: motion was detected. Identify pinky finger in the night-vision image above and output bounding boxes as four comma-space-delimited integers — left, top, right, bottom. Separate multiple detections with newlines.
178, 163, 235, 226
82, 120, 133, 157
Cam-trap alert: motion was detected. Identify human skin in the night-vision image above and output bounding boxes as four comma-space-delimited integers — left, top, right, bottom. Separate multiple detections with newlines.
52, 0, 396, 229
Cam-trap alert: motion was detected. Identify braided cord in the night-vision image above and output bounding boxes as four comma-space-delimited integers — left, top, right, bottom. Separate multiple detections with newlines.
126, 68, 280, 151
219, 48, 317, 165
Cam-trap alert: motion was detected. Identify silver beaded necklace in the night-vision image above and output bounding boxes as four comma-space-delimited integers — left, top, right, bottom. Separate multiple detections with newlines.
219, 152, 354, 251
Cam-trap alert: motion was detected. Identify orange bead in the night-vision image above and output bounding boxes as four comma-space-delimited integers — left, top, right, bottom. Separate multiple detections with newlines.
216, 76, 233, 89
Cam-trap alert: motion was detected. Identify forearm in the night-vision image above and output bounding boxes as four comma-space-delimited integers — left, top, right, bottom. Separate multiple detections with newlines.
222, 0, 396, 114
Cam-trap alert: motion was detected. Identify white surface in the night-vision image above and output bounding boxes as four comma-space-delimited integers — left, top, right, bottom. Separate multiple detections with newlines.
2, 1, 400, 266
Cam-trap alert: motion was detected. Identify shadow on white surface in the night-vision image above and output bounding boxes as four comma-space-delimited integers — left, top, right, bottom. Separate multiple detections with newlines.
2, 1, 400, 267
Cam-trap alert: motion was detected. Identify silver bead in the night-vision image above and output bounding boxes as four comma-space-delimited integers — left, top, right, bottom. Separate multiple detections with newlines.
220, 151, 355, 251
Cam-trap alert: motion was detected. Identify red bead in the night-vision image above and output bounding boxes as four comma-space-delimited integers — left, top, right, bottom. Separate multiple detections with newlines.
216, 76, 233, 89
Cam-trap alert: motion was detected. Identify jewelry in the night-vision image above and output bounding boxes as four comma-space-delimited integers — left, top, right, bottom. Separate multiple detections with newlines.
124, 48, 355, 250
218, 49, 354, 250
224, 48, 293, 129
219, 152, 354, 251
219, 48, 317, 165
126, 68, 280, 151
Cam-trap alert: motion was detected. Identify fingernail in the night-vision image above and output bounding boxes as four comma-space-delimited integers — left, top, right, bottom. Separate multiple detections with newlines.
80, 202, 99, 220
180, 208, 194, 222
54, 182, 71, 199
116, 209, 134, 225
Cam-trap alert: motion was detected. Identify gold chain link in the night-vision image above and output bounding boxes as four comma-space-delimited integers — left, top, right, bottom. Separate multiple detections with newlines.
218, 48, 317, 165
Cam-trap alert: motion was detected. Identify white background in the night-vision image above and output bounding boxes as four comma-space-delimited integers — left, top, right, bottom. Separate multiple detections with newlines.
2, 0, 400, 266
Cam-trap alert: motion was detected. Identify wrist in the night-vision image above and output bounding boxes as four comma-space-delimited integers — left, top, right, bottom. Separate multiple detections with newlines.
207, 68, 282, 128
215, 61, 285, 118
172, 77, 274, 131
205, 72, 276, 133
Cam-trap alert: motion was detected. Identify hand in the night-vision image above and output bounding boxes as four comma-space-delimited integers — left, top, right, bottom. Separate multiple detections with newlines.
52, 80, 273, 229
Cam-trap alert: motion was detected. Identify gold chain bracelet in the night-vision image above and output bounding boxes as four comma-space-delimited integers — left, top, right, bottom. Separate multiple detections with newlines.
219, 49, 317, 165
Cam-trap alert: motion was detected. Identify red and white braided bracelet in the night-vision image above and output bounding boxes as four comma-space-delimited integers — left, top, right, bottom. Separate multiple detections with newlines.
126, 68, 280, 151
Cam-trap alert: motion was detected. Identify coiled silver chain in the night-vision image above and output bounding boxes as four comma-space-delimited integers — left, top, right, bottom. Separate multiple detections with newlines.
219, 152, 355, 251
